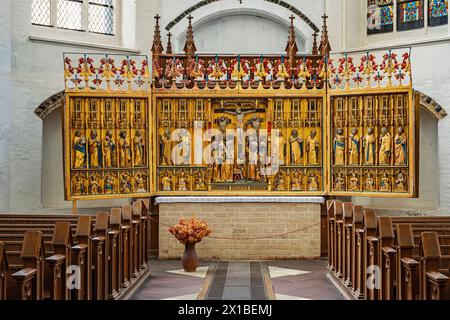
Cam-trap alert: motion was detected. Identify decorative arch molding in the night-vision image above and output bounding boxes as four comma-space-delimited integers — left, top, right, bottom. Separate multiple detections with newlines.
34, 91, 448, 121
34, 91, 64, 120
416, 90, 447, 120
165, 0, 320, 33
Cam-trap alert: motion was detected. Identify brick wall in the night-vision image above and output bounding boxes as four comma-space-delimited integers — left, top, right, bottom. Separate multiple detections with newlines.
159, 202, 321, 260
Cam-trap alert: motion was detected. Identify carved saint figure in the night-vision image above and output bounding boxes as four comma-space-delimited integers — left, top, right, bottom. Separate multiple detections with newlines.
72, 175, 85, 196
88, 130, 102, 168
104, 174, 115, 194
161, 172, 172, 191
395, 173, 406, 192
379, 172, 391, 192
221, 136, 234, 182
247, 134, 259, 181
348, 173, 359, 191
277, 132, 286, 165
307, 173, 319, 191
212, 136, 225, 182
333, 128, 345, 165
73, 130, 87, 169
178, 171, 188, 191
120, 175, 132, 193
175, 130, 191, 165
103, 130, 116, 168
135, 173, 147, 192
133, 130, 145, 167
334, 173, 345, 191
379, 127, 392, 165
348, 128, 360, 165
160, 128, 172, 165
291, 171, 302, 191
394, 127, 407, 165
275, 173, 285, 191
194, 172, 206, 191
365, 173, 375, 191
290, 129, 303, 165
119, 130, 132, 168
363, 128, 376, 165
89, 175, 101, 195
306, 130, 319, 165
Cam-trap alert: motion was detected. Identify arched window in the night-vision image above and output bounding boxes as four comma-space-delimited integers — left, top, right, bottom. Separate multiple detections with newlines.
31, 0, 115, 35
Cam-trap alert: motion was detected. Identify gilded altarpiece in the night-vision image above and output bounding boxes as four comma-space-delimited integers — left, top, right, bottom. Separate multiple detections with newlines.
62, 49, 417, 200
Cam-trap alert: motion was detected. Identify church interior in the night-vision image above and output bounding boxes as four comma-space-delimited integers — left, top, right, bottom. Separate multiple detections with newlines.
1, 0, 450, 304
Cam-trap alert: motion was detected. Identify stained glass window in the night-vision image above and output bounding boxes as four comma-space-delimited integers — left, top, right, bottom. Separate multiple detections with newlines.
429, 0, 448, 26
397, 0, 425, 31
367, 0, 394, 35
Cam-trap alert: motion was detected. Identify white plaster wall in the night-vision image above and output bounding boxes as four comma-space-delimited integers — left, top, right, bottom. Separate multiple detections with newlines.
0, 0, 12, 211
160, 0, 325, 54
190, 14, 304, 54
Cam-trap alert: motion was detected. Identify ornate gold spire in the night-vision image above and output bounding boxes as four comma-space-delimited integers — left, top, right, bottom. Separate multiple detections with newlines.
319, 14, 331, 57
166, 32, 173, 54
151, 14, 164, 58
285, 15, 298, 69
184, 15, 197, 60
312, 31, 319, 55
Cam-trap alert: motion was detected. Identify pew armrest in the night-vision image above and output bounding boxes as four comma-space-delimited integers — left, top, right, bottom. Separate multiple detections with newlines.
72, 243, 88, 252
12, 267, 37, 280
382, 246, 396, 256
45, 254, 66, 264
426, 271, 450, 300
401, 257, 419, 268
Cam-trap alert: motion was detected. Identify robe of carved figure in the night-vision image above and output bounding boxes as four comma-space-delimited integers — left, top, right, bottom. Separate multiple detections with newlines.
74, 132, 86, 169
333, 129, 345, 165
395, 173, 406, 192
291, 172, 302, 191
276, 175, 285, 191
308, 174, 318, 191
380, 174, 390, 192
103, 131, 115, 168
88, 131, 102, 168
334, 175, 345, 191
379, 128, 391, 165
161, 174, 171, 191
348, 174, 359, 191
306, 131, 319, 165
133, 130, 144, 166
247, 137, 259, 181
178, 172, 188, 191
161, 130, 172, 165
119, 131, 131, 168
289, 130, 303, 165
277, 133, 286, 165
348, 129, 360, 165
365, 175, 375, 191
394, 129, 407, 165
363, 130, 375, 165
176, 133, 191, 165
104, 175, 114, 194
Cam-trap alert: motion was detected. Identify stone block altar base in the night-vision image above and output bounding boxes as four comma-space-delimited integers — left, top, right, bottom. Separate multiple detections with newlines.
156, 196, 324, 260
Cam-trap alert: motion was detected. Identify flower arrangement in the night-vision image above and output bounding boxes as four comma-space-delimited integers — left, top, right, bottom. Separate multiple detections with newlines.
169, 216, 212, 244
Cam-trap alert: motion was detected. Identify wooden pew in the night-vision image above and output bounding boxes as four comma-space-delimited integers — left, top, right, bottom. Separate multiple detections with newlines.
327, 200, 335, 272
420, 232, 450, 300
7, 231, 46, 300
131, 201, 142, 277
121, 205, 132, 288
45, 222, 73, 300
109, 208, 121, 299
91, 212, 109, 300
0, 242, 7, 300
72, 215, 92, 300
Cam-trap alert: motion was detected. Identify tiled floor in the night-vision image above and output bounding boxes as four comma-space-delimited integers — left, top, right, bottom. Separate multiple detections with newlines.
129, 258, 343, 300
